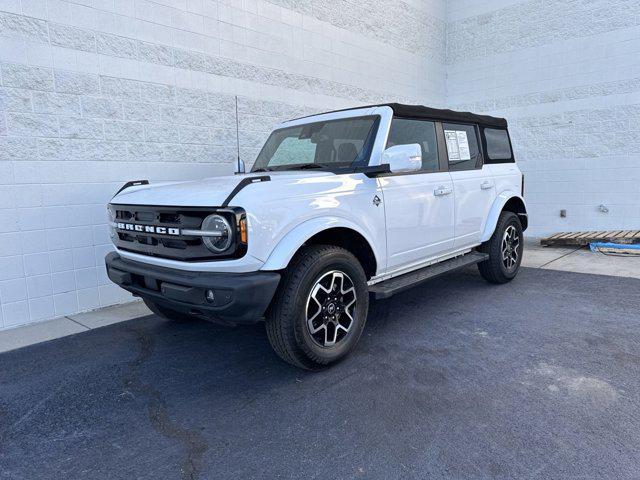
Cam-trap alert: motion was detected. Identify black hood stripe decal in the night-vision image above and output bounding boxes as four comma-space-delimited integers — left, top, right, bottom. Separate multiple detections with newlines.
112, 180, 149, 199
221, 176, 270, 207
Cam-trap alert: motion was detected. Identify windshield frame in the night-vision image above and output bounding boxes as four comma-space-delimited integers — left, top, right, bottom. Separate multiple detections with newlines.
251, 114, 381, 174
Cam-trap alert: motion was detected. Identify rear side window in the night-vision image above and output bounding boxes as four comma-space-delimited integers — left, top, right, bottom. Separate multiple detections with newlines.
442, 123, 481, 171
483, 128, 514, 163
386, 118, 439, 172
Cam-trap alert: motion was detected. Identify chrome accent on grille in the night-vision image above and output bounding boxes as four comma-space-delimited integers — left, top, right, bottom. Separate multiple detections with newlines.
181, 229, 224, 237
110, 222, 224, 237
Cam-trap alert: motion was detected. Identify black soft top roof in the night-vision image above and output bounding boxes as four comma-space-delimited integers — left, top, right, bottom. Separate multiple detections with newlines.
296, 103, 507, 129
383, 103, 507, 128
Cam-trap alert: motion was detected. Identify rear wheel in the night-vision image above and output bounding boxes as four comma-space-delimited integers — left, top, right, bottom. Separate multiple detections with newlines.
143, 299, 194, 322
265, 245, 369, 370
478, 211, 523, 284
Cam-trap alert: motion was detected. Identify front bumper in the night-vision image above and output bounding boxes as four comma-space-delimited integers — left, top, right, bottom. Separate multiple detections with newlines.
105, 252, 280, 324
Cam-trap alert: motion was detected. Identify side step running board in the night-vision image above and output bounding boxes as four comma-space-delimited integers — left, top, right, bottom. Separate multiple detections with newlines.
369, 251, 489, 299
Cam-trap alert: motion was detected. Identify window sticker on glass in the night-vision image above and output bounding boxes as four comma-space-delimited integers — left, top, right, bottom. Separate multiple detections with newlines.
444, 130, 471, 161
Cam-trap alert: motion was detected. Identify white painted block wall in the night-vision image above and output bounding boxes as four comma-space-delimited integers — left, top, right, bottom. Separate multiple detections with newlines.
0, 0, 446, 329
446, 0, 640, 236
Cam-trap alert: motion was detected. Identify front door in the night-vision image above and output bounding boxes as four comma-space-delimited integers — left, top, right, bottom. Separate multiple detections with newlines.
378, 118, 455, 273
442, 122, 496, 248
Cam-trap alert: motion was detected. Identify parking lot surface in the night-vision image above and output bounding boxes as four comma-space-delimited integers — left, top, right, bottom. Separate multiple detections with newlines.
1, 267, 639, 480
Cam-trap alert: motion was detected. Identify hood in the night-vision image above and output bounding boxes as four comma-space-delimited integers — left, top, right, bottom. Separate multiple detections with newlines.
110, 171, 330, 207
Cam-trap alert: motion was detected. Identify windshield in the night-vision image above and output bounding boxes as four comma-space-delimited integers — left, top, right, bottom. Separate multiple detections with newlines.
251, 115, 379, 172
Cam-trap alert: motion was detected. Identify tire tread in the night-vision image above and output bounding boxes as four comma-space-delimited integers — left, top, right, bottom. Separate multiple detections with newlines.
478, 211, 522, 284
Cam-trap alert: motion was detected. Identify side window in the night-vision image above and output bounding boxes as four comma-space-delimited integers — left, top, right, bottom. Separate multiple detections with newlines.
442, 123, 481, 171
386, 118, 439, 172
483, 128, 514, 163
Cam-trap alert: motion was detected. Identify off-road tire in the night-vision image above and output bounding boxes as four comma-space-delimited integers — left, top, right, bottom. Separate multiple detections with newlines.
478, 211, 524, 284
265, 245, 369, 370
144, 299, 194, 322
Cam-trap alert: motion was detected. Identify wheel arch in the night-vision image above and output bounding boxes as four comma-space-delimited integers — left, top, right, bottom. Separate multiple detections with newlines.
260, 218, 380, 279
481, 192, 528, 242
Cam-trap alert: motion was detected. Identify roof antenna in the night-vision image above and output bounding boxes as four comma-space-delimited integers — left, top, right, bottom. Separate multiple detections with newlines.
234, 95, 245, 174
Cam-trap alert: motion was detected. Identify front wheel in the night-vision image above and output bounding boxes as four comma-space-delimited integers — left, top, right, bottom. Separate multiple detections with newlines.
265, 245, 369, 370
478, 211, 524, 284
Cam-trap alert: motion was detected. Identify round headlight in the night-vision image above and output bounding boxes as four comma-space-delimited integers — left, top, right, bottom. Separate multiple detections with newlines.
201, 214, 233, 253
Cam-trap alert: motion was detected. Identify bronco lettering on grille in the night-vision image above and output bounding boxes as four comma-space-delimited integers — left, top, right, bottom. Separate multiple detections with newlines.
115, 222, 181, 235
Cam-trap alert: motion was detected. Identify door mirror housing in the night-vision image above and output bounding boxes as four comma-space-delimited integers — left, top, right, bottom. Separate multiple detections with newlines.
381, 144, 422, 173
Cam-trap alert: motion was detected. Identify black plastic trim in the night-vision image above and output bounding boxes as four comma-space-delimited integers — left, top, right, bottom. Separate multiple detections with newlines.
369, 252, 489, 299
357, 164, 391, 177
105, 251, 280, 324
112, 180, 149, 198
221, 175, 270, 207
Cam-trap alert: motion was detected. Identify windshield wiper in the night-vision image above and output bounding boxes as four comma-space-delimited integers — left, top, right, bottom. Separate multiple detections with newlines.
289, 163, 325, 170
252, 167, 272, 172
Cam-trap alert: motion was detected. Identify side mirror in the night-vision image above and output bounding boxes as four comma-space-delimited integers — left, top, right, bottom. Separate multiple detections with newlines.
381, 144, 422, 173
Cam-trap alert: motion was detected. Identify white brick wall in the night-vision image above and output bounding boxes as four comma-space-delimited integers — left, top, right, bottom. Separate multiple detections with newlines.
0, 0, 446, 329
446, 0, 640, 235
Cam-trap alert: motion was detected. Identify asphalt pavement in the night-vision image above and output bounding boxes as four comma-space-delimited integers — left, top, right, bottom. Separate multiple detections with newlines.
1, 266, 639, 480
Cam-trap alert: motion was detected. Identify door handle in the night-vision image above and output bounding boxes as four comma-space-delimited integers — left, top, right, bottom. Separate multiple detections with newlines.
481, 181, 493, 190
434, 186, 452, 197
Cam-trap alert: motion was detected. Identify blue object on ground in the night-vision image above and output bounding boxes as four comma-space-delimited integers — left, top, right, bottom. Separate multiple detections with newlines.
590, 242, 640, 252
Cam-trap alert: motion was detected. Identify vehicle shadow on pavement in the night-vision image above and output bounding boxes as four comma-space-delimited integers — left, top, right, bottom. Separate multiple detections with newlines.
2, 267, 640, 480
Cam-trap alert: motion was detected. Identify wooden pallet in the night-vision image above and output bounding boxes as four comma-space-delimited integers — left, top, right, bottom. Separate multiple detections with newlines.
541, 230, 640, 247
594, 245, 640, 256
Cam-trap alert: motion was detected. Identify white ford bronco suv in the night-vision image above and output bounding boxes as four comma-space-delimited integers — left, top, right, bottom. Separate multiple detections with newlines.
105, 103, 527, 369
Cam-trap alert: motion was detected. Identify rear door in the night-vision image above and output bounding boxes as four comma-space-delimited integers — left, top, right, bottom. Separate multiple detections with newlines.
378, 117, 455, 272
442, 122, 496, 249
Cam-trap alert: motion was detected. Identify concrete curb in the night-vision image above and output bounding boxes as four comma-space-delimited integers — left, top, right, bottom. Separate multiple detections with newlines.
0, 301, 151, 354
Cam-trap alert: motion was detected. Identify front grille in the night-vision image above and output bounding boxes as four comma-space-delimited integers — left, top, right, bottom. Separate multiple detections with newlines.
110, 204, 245, 261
